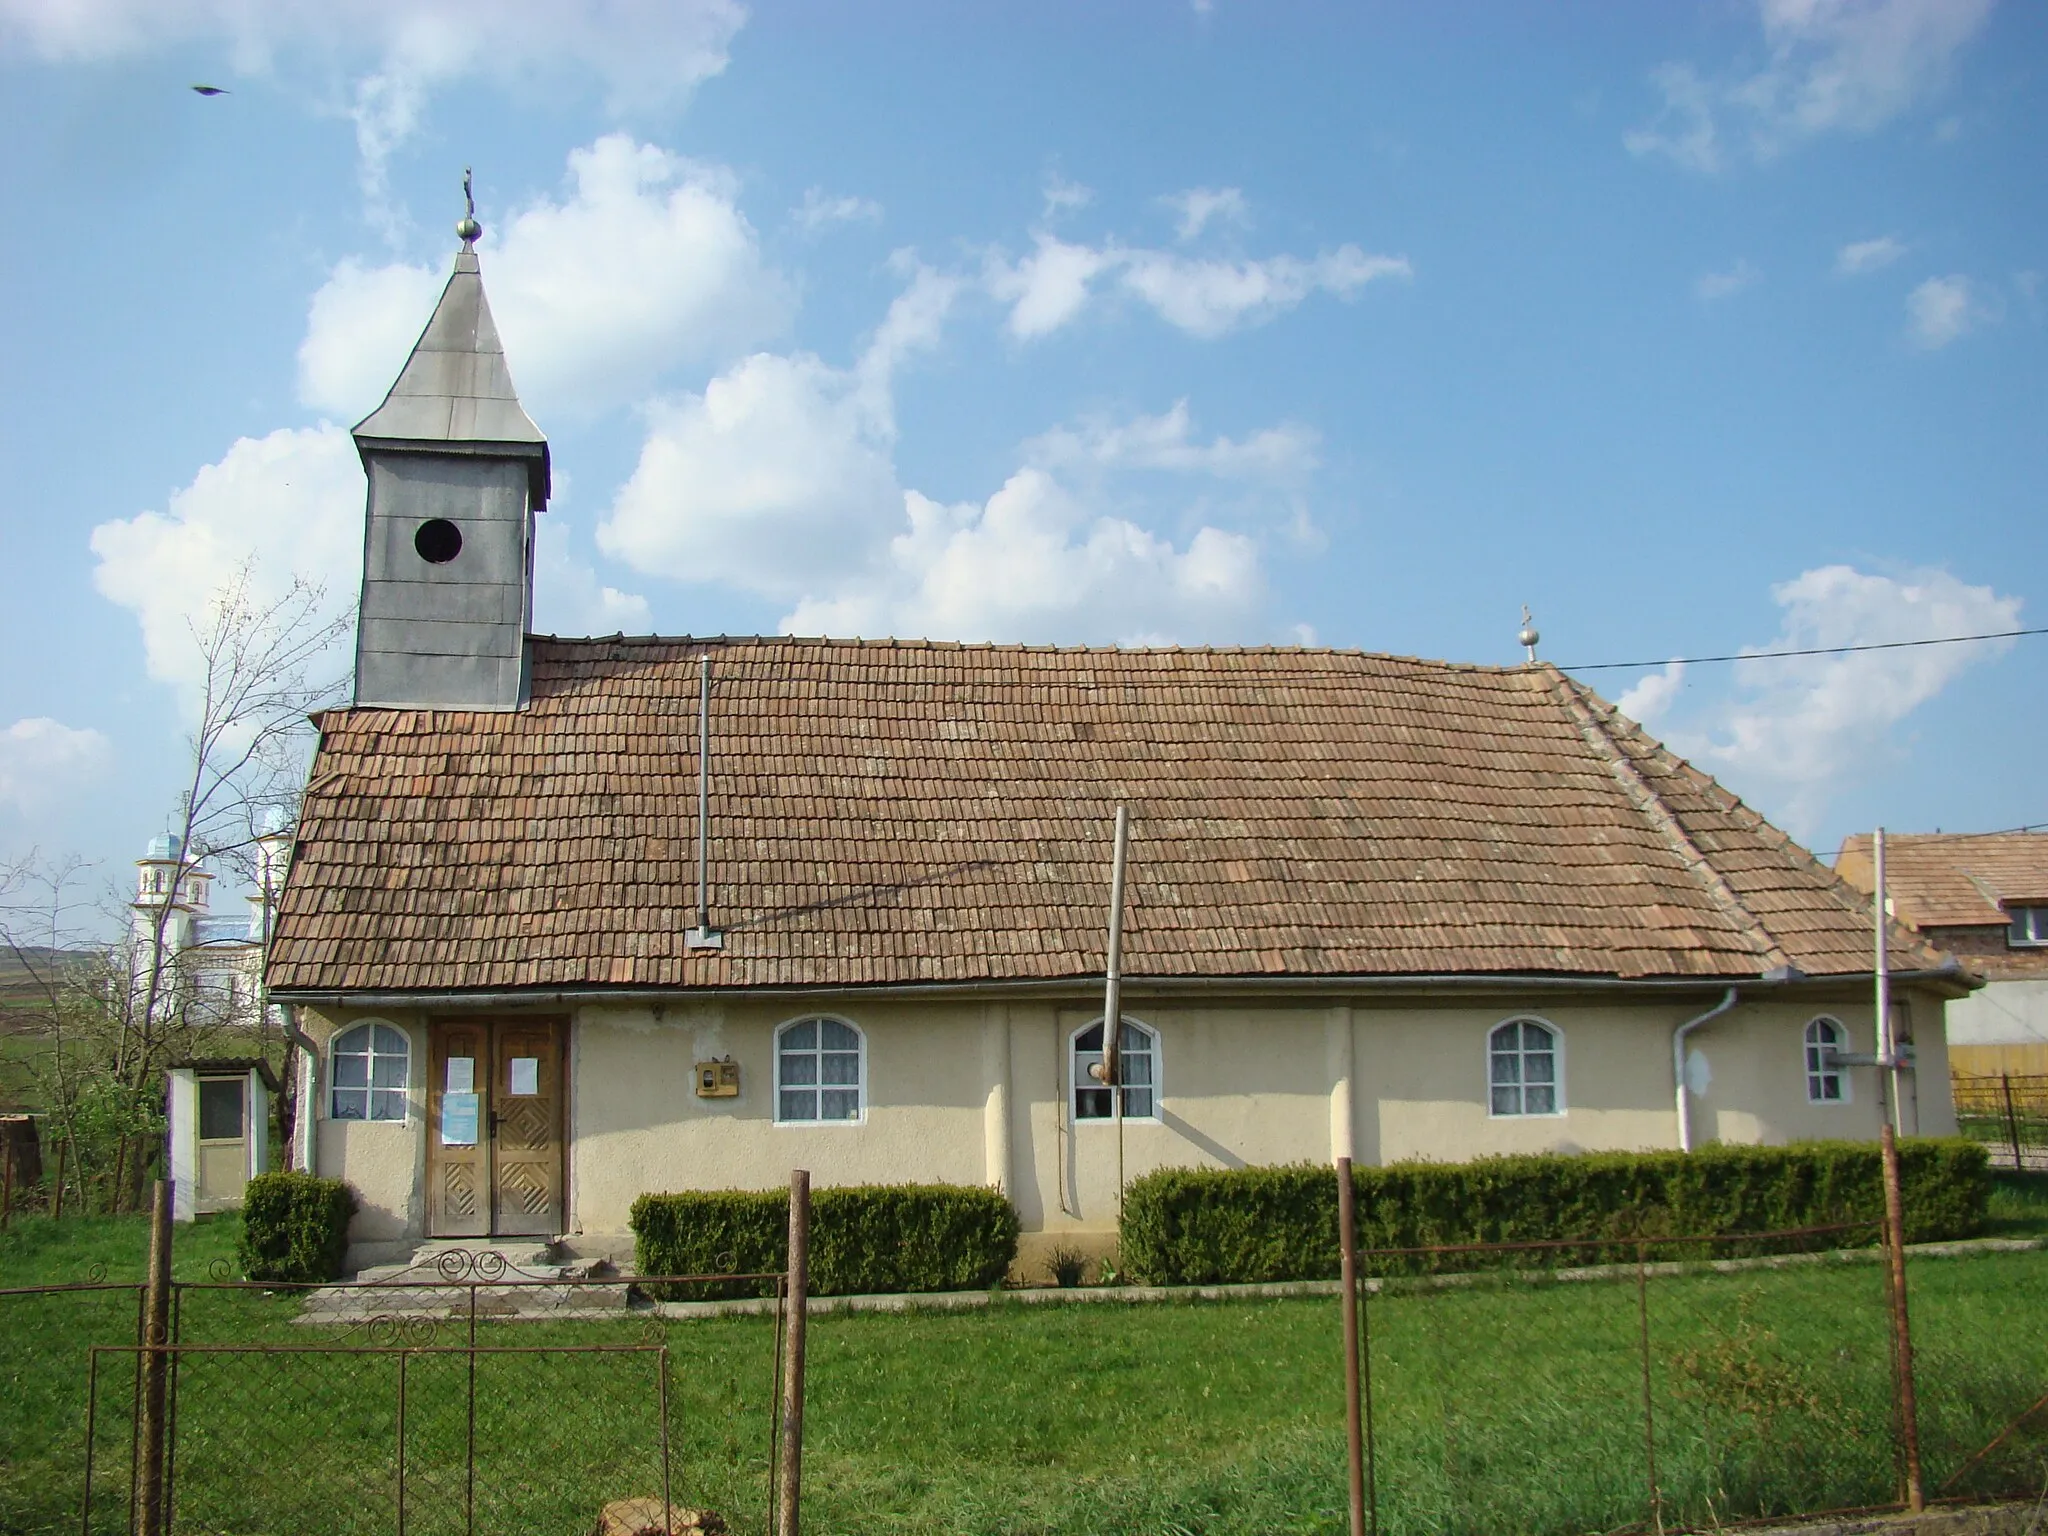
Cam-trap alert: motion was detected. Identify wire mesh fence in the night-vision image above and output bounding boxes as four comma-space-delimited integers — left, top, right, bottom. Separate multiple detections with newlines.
1, 1260, 786, 1536
82, 1342, 678, 1536
8, 1214, 2048, 1535
1348, 1226, 2048, 1536
1953, 1073, 2048, 1170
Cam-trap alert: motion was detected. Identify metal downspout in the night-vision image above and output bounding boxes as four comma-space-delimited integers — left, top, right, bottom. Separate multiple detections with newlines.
1674, 987, 1739, 1153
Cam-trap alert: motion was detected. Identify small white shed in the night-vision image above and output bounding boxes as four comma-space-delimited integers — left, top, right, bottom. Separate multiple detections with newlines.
166, 1059, 278, 1222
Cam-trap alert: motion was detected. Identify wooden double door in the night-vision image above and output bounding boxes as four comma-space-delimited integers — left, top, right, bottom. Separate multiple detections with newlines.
425, 1019, 566, 1238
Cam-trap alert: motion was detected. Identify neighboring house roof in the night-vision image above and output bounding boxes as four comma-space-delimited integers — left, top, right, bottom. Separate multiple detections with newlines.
268, 638, 1944, 997
1837, 832, 2048, 930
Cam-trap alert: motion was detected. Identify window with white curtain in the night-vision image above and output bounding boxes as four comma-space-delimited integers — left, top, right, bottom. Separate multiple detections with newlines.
1488, 1018, 1561, 1117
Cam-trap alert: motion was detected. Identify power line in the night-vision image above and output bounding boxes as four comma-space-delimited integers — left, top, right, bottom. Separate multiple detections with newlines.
1561, 625, 2048, 674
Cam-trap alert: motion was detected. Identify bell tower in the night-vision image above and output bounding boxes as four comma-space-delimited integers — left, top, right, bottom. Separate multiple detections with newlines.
350, 173, 550, 710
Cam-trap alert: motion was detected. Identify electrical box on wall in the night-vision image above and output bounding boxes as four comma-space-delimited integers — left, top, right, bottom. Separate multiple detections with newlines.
695, 1058, 740, 1098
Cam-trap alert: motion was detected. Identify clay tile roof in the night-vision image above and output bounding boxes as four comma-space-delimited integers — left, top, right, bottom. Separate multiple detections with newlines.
1837, 832, 2048, 930
266, 638, 1944, 997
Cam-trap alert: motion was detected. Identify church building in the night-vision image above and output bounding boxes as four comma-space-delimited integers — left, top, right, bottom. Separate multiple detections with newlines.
265, 205, 1972, 1274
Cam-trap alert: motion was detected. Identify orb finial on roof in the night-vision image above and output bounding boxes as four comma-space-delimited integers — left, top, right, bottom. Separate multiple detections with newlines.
1518, 604, 1541, 663
456, 166, 482, 248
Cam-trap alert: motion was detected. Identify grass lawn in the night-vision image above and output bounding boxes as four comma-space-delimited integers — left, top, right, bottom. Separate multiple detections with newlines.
6, 1218, 2048, 1536
1986, 1169, 2048, 1237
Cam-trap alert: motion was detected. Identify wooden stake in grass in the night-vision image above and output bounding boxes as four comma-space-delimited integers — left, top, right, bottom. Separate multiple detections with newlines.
136, 1178, 173, 1536
777, 1168, 811, 1536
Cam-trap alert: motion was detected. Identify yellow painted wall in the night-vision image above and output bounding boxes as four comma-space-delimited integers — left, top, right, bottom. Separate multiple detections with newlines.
298, 986, 1960, 1264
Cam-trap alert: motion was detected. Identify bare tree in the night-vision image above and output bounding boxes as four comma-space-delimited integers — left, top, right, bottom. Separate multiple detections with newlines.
1, 559, 348, 1209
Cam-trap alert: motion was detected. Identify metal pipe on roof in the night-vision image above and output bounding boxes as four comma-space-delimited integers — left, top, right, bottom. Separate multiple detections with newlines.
1673, 986, 1738, 1153
688, 654, 723, 950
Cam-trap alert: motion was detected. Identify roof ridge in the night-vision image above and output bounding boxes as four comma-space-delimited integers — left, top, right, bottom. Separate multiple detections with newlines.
525, 633, 1537, 674
1544, 668, 1790, 971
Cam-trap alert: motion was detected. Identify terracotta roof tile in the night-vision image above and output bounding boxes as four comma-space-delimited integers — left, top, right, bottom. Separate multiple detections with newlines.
267, 638, 1940, 995
1838, 832, 2048, 929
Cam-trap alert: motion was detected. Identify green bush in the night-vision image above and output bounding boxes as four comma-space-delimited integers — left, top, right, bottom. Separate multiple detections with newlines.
631, 1183, 1021, 1299
1120, 1139, 1990, 1286
236, 1171, 357, 1283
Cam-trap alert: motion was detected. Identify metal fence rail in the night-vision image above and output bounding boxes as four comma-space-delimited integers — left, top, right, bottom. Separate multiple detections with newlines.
1953, 1072, 2048, 1169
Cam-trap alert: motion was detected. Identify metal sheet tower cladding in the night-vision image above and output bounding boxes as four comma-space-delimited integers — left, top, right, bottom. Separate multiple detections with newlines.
349, 202, 551, 712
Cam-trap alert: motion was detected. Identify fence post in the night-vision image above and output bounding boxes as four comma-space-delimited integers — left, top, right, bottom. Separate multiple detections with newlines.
2, 1129, 12, 1229
1338, 1157, 1367, 1536
776, 1169, 810, 1536
51, 1138, 65, 1221
136, 1179, 173, 1536
1880, 1122, 1924, 1511
2003, 1074, 2023, 1171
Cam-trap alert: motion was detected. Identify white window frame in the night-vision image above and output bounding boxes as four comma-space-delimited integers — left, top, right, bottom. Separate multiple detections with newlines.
1804, 1016, 1852, 1105
1069, 1016, 1162, 1124
2009, 906, 2048, 948
329, 1020, 411, 1123
773, 1015, 868, 1126
1486, 1016, 1565, 1118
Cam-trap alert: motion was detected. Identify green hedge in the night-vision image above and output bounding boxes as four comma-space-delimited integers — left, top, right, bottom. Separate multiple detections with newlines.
1120, 1139, 1990, 1286
630, 1183, 1021, 1299
237, 1171, 358, 1283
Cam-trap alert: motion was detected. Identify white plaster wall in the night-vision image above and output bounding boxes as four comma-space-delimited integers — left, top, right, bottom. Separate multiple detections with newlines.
568, 999, 991, 1234
1947, 981, 2048, 1046
301, 1008, 429, 1260
298, 985, 1962, 1254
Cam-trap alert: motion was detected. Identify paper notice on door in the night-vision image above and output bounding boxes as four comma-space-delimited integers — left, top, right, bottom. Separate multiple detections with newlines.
446, 1057, 474, 1093
509, 1057, 539, 1096
440, 1091, 480, 1146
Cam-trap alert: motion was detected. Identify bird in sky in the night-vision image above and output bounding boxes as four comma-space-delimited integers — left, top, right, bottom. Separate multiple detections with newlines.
190, 84, 228, 96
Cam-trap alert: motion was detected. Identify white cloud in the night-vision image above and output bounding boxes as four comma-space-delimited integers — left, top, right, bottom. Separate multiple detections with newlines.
985, 235, 1121, 341
1024, 400, 1318, 483
597, 264, 959, 595
1906, 273, 1993, 348
1695, 259, 1761, 300
1120, 247, 1411, 339
600, 265, 1282, 646
88, 425, 364, 699
297, 257, 444, 423
1627, 0, 1997, 171
0, 1, 746, 226
1042, 173, 1094, 220
1162, 186, 1249, 242
533, 521, 652, 636
299, 134, 793, 421
987, 236, 1410, 342
600, 351, 905, 596
1836, 234, 1906, 275
1617, 660, 1689, 724
793, 188, 883, 235
1638, 565, 2020, 834
0, 719, 113, 818
781, 471, 1265, 646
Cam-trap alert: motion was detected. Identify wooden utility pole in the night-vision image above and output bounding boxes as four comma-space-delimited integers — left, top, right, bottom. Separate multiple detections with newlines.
777, 1169, 811, 1536
1338, 1156, 1367, 1536
1873, 829, 1924, 1512
137, 1178, 174, 1536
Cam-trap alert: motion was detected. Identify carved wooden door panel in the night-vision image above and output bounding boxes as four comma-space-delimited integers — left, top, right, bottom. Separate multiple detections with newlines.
490, 1019, 563, 1237
427, 1021, 490, 1237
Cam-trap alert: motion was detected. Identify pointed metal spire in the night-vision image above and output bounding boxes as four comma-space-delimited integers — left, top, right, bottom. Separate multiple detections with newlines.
351, 168, 550, 506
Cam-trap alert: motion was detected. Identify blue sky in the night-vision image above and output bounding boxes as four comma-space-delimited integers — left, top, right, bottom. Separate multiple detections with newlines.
0, 0, 2042, 913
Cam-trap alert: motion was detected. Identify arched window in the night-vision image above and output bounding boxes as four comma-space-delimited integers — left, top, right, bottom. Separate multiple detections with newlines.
776, 1017, 865, 1123
331, 1022, 410, 1122
1488, 1018, 1561, 1117
1071, 1018, 1160, 1121
1805, 1017, 1848, 1104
